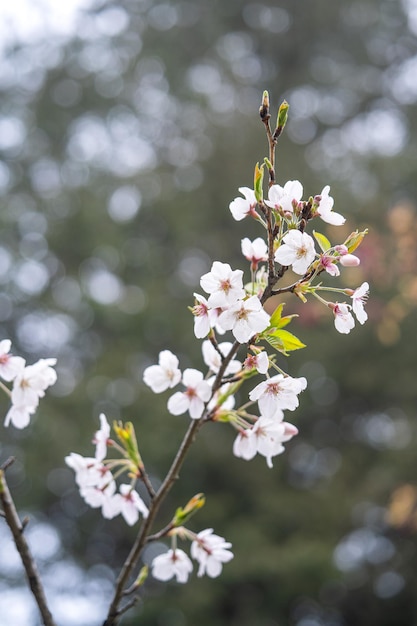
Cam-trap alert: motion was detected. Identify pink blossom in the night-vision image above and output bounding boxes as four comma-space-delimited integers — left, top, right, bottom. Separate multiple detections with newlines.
243, 351, 269, 374
340, 253, 360, 267
229, 187, 257, 221
319, 255, 340, 277
192, 293, 219, 339
332, 302, 355, 334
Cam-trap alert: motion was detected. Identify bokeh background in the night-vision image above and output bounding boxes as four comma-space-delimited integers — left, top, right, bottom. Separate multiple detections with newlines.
1, 0, 417, 624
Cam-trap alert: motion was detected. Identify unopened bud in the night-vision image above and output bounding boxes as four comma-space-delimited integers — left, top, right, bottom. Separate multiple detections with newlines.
259, 90, 270, 120
172, 493, 205, 526
340, 253, 360, 267
343, 229, 368, 253
254, 161, 264, 202
273, 100, 289, 139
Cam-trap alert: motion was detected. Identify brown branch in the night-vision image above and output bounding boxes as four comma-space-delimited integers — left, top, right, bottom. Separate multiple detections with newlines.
0, 461, 57, 626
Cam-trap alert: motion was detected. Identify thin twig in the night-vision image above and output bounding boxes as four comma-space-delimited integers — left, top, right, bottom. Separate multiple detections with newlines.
0, 463, 57, 626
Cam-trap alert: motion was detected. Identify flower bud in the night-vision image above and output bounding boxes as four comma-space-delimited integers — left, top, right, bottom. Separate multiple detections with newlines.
172, 493, 206, 526
340, 253, 360, 267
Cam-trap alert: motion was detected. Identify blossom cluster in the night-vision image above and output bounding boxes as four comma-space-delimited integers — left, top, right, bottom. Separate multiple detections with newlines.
151, 528, 233, 583
0, 339, 57, 429
65, 414, 149, 526
229, 180, 369, 334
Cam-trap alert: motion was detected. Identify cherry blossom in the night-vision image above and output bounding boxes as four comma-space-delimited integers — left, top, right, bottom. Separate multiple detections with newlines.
319, 254, 340, 277
241, 237, 268, 270
143, 350, 181, 393
201, 340, 241, 376
79, 470, 120, 519
190, 529, 233, 578
315, 186, 345, 226
217, 295, 270, 344
229, 187, 258, 221
265, 180, 303, 215
118, 484, 149, 525
340, 253, 360, 267
200, 261, 245, 308
243, 351, 269, 374
93, 413, 111, 461
0, 340, 25, 382
249, 374, 307, 417
350, 282, 369, 324
167, 368, 212, 419
274, 230, 316, 275
332, 302, 355, 334
11, 359, 57, 409
152, 549, 193, 583
65, 453, 105, 487
191, 293, 219, 339
233, 414, 299, 468
4, 405, 34, 429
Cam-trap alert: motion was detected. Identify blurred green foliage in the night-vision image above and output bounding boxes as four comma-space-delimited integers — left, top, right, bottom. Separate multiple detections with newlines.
1, 0, 417, 625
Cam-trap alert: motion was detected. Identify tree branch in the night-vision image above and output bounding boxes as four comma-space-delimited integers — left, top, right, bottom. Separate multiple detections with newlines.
0, 459, 57, 626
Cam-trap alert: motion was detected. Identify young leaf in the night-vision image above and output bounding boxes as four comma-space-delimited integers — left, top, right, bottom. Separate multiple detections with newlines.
269, 303, 298, 330
264, 329, 306, 355
313, 230, 331, 253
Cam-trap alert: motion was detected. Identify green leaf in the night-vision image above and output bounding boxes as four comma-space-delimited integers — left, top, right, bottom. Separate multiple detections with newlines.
269, 303, 298, 330
264, 329, 306, 355
313, 230, 331, 253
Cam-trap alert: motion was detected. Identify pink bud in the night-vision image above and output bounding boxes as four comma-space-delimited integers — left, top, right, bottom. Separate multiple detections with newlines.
340, 253, 360, 267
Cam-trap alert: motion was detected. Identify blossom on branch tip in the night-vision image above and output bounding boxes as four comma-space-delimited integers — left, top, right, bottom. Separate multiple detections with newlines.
143, 350, 181, 393
217, 295, 270, 344
229, 187, 258, 221
265, 180, 303, 215
11, 359, 57, 409
274, 230, 316, 275
190, 529, 233, 578
315, 186, 345, 226
167, 368, 212, 419
200, 261, 245, 308
152, 549, 193, 583
249, 374, 307, 417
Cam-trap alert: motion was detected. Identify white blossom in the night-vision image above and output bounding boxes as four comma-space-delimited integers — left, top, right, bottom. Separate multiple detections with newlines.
229, 187, 257, 221
274, 230, 316, 275
200, 261, 245, 308
152, 549, 193, 583
143, 350, 181, 393
351, 282, 369, 324
11, 358, 57, 409
191, 529, 233, 578
316, 186, 345, 226
93, 413, 110, 461
167, 368, 212, 419
241, 237, 268, 267
202, 340, 241, 376
0, 340, 25, 382
218, 295, 270, 344
118, 484, 148, 525
333, 302, 355, 334
249, 374, 307, 417
265, 180, 303, 214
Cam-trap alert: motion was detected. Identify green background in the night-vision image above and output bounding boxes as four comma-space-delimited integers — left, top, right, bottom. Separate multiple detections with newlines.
1, 1, 417, 625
